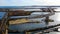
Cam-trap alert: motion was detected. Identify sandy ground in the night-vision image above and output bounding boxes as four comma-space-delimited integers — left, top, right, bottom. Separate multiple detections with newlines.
9, 19, 30, 24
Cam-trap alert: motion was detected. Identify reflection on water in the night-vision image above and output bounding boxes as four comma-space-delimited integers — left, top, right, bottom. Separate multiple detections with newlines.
50, 12, 60, 21
46, 32, 60, 34
9, 12, 60, 34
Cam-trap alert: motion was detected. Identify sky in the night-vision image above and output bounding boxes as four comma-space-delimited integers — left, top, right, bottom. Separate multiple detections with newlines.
0, 0, 60, 6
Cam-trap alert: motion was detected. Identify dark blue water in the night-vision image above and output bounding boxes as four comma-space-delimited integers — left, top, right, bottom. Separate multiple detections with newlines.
9, 33, 20, 34
0, 12, 6, 19
9, 33, 24, 34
